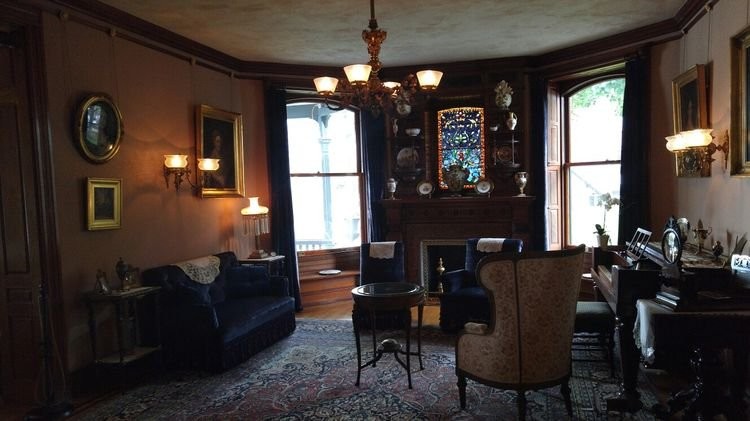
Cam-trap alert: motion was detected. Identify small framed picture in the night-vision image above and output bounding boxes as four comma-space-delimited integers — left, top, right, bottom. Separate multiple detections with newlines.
196, 105, 245, 198
671, 64, 708, 133
86, 177, 122, 230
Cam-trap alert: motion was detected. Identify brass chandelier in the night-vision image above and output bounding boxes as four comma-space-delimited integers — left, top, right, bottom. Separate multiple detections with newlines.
314, 0, 443, 116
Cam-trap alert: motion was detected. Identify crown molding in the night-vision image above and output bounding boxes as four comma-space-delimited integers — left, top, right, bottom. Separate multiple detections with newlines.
39, 0, 714, 80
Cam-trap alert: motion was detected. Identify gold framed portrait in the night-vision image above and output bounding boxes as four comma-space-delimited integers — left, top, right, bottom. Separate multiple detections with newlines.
75, 94, 124, 164
731, 25, 750, 176
671, 64, 708, 134
196, 105, 245, 198
86, 177, 122, 230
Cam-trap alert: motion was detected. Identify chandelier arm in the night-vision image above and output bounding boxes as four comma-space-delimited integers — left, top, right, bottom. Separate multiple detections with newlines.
313, 0, 440, 117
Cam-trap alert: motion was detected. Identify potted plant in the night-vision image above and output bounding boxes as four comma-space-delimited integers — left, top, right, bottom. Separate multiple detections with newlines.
594, 224, 610, 249
593, 193, 621, 249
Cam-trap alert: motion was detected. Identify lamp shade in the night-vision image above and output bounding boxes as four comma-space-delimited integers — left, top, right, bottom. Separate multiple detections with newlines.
665, 129, 713, 152
343, 64, 372, 85
680, 129, 713, 147
382, 81, 400, 90
314, 77, 339, 95
164, 154, 188, 169
416, 70, 443, 90
197, 158, 220, 171
240, 197, 269, 216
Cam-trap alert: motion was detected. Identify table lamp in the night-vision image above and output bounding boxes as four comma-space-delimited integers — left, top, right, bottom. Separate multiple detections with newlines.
241, 197, 270, 258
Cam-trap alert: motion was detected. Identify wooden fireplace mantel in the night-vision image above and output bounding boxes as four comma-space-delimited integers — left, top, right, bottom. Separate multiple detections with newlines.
381, 196, 535, 282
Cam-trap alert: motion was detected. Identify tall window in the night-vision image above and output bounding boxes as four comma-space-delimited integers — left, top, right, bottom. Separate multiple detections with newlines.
286, 102, 363, 251
565, 78, 625, 247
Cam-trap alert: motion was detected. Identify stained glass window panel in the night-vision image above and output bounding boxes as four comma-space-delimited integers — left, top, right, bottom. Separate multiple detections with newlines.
437, 107, 485, 189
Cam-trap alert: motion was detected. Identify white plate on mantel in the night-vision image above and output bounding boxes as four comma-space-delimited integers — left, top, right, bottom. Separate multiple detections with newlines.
318, 269, 342, 276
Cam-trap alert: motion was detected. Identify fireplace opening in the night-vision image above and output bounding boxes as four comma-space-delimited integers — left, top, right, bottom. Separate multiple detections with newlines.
420, 240, 466, 294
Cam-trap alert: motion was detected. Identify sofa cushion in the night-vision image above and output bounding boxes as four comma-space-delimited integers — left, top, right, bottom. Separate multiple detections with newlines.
208, 264, 227, 305
226, 265, 272, 296
176, 279, 211, 307
214, 296, 295, 343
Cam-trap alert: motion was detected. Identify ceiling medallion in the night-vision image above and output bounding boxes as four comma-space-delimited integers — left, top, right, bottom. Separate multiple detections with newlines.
313, 0, 443, 117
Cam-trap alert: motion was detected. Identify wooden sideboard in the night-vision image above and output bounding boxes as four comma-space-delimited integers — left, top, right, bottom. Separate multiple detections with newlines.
381, 196, 535, 283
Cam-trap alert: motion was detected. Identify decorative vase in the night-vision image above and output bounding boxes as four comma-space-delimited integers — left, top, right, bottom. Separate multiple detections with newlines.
506, 112, 517, 131
596, 233, 610, 250
115, 258, 128, 282
385, 177, 398, 199
443, 164, 469, 196
494, 80, 514, 110
514, 171, 528, 196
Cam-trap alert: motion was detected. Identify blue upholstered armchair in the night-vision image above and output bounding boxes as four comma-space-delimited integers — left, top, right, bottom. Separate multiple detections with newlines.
353, 241, 409, 329
438, 238, 523, 332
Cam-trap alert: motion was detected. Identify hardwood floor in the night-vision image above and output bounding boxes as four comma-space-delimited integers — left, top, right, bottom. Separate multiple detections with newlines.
297, 298, 442, 328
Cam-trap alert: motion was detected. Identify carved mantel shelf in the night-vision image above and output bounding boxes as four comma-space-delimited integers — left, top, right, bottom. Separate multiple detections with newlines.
381, 196, 535, 282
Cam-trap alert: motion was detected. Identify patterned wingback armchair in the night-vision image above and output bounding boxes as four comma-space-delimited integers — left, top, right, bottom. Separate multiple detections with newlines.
353, 241, 409, 329
455, 245, 585, 419
438, 238, 523, 332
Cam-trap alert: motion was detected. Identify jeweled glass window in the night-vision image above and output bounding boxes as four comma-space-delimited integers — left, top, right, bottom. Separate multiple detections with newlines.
437, 107, 485, 189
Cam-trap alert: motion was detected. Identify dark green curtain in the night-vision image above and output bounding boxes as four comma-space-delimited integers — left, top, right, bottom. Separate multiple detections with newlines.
618, 53, 650, 244
265, 87, 302, 311
362, 113, 386, 242
530, 75, 548, 250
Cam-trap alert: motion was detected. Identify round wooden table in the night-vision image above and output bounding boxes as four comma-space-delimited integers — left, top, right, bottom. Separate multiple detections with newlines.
351, 282, 425, 388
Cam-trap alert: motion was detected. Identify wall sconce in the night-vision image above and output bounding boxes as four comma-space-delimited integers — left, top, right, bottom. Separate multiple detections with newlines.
665, 129, 729, 177
163, 154, 220, 192
240, 197, 270, 258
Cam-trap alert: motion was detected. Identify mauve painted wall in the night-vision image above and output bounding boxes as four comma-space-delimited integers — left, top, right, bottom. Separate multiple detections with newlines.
41, 12, 270, 371
649, 0, 750, 252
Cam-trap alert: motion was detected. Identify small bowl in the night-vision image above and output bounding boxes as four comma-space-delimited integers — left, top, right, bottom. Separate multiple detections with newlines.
405, 128, 421, 137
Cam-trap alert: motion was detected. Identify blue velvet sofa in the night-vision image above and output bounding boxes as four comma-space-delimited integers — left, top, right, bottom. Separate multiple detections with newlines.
142, 251, 296, 372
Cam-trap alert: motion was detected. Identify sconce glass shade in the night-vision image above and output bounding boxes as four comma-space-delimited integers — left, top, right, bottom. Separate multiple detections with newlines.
382, 81, 401, 90
197, 158, 220, 171
314, 77, 339, 95
344, 64, 372, 85
665, 129, 713, 151
416, 70, 443, 90
164, 154, 188, 169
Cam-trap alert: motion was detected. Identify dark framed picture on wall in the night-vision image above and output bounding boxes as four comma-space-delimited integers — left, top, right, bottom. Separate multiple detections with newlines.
86, 177, 121, 231
196, 104, 245, 198
731, 25, 750, 176
671, 64, 708, 134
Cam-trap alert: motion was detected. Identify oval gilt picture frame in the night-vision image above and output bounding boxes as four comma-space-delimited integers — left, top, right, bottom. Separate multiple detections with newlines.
75, 94, 124, 163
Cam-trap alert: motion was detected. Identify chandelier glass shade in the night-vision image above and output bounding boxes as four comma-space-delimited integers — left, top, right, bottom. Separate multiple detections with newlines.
314, 0, 442, 116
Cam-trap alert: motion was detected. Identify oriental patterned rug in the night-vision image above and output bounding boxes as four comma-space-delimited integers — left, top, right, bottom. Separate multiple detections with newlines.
72, 319, 660, 420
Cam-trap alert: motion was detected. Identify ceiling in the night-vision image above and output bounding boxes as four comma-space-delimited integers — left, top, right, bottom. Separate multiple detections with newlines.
97, 0, 687, 68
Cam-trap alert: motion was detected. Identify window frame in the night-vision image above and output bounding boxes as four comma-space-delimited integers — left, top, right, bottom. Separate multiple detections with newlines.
286, 98, 367, 254
559, 73, 625, 248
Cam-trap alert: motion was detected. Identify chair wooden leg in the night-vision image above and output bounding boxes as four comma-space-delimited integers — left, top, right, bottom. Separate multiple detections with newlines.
458, 374, 467, 409
517, 391, 527, 420
607, 330, 616, 377
561, 379, 573, 416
